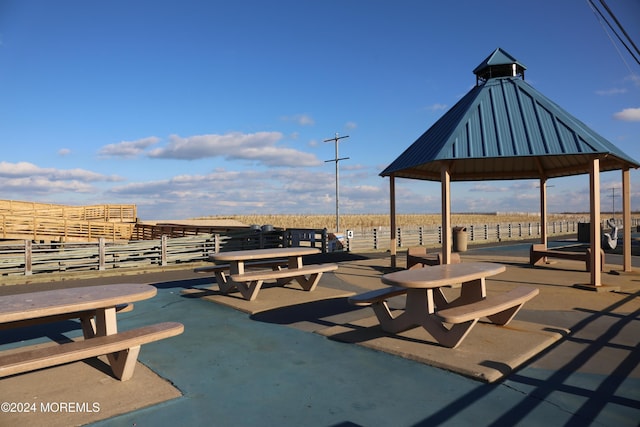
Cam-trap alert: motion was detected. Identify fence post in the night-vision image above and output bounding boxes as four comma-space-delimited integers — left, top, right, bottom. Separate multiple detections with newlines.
161, 235, 167, 266
214, 234, 220, 253
322, 228, 328, 253
24, 240, 32, 276
373, 228, 378, 250
99, 238, 105, 271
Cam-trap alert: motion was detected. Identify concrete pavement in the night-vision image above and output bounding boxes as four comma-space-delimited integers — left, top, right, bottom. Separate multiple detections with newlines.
0, 241, 638, 426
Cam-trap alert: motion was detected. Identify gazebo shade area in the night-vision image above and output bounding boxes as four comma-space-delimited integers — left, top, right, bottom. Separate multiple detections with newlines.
381, 48, 639, 289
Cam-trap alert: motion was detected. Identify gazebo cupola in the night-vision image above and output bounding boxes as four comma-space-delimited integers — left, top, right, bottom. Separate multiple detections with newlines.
473, 47, 526, 86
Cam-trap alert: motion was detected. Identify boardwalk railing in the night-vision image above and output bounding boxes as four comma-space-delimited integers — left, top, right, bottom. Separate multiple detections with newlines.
0, 228, 328, 277
1, 218, 636, 278
344, 218, 638, 252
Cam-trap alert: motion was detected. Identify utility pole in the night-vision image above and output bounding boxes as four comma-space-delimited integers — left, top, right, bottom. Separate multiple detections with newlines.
608, 187, 616, 217
324, 133, 349, 232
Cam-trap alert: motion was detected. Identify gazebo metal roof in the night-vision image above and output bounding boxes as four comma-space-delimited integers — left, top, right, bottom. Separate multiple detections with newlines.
381, 48, 639, 181
380, 48, 638, 285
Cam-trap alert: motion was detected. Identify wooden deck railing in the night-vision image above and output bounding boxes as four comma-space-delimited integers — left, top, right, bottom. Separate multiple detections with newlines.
0, 214, 136, 242
0, 200, 137, 223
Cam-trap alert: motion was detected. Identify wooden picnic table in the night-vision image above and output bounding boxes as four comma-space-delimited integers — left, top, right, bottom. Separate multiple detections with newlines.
349, 262, 538, 348
209, 247, 337, 301
0, 284, 183, 380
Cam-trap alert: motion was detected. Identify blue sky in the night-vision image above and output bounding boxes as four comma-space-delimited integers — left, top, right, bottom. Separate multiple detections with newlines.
1, 0, 639, 221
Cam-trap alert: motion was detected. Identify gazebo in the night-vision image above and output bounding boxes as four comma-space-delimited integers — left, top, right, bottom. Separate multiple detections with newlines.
380, 48, 639, 290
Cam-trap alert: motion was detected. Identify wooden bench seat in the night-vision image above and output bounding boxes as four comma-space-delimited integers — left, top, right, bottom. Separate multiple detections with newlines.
230, 263, 338, 283
436, 286, 539, 325
529, 244, 604, 271
228, 263, 338, 301
347, 286, 408, 306
0, 321, 184, 381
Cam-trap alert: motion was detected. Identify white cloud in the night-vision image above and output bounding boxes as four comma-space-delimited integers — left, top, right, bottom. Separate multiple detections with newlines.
0, 162, 123, 198
427, 103, 448, 112
595, 88, 627, 96
98, 137, 160, 158
147, 132, 321, 167
0, 161, 121, 182
468, 183, 509, 192
58, 148, 71, 156
626, 74, 640, 87
282, 114, 315, 126
613, 108, 640, 121
3, 176, 96, 193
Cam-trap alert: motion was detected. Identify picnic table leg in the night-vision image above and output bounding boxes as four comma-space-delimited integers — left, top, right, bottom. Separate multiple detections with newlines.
92, 306, 138, 375
456, 278, 486, 305
234, 280, 265, 301
94, 307, 118, 336
80, 315, 97, 338
432, 278, 486, 310
293, 272, 323, 291
276, 256, 303, 286
221, 261, 248, 295
215, 270, 236, 293
375, 289, 479, 349
375, 289, 433, 333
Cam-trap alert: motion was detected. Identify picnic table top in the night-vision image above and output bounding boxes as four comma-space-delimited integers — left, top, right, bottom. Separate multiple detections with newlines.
0, 283, 157, 324
210, 247, 320, 262
381, 262, 506, 289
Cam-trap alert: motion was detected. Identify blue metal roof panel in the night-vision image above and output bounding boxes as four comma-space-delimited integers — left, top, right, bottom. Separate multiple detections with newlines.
381, 76, 639, 181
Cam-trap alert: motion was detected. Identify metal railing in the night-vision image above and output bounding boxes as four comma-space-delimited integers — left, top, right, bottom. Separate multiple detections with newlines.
0, 228, 330, 277
1, 219, 636, 278
344, 218, 638, 252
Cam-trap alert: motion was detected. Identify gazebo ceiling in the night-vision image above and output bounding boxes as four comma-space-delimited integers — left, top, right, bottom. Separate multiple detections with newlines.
380, 48, 639, 181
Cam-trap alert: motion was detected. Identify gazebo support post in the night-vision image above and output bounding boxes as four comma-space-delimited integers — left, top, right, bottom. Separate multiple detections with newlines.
539, 177, 548, 247
589, 158, 602, 287
441, 166, 452, 264
389, 175, 397, 269
622, 168, 633, 273
576, 157, 619, 291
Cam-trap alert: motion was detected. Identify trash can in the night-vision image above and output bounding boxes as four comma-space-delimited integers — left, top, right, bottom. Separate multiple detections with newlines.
452, 227, 468, 252
577, 222, 590, 243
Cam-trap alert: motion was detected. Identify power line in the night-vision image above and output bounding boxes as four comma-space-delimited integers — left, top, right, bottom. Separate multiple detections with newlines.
598, 0, 640, 59
587, 0, 640, 68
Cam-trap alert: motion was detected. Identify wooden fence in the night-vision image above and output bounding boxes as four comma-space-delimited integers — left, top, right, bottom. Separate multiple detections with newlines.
0, 200, 137, 222
0, 214, 136, 242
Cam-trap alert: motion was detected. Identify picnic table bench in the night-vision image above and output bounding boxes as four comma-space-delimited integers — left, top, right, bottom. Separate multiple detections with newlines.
406, 246, 461, 269
0, 284, 183, 381
529, 244, 604, 271
209, 247, 338, 301
348, 262, 538, 349
194, 259, 289, 292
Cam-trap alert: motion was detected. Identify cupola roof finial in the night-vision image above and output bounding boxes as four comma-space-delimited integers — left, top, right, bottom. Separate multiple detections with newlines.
474, 47, 526, 85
